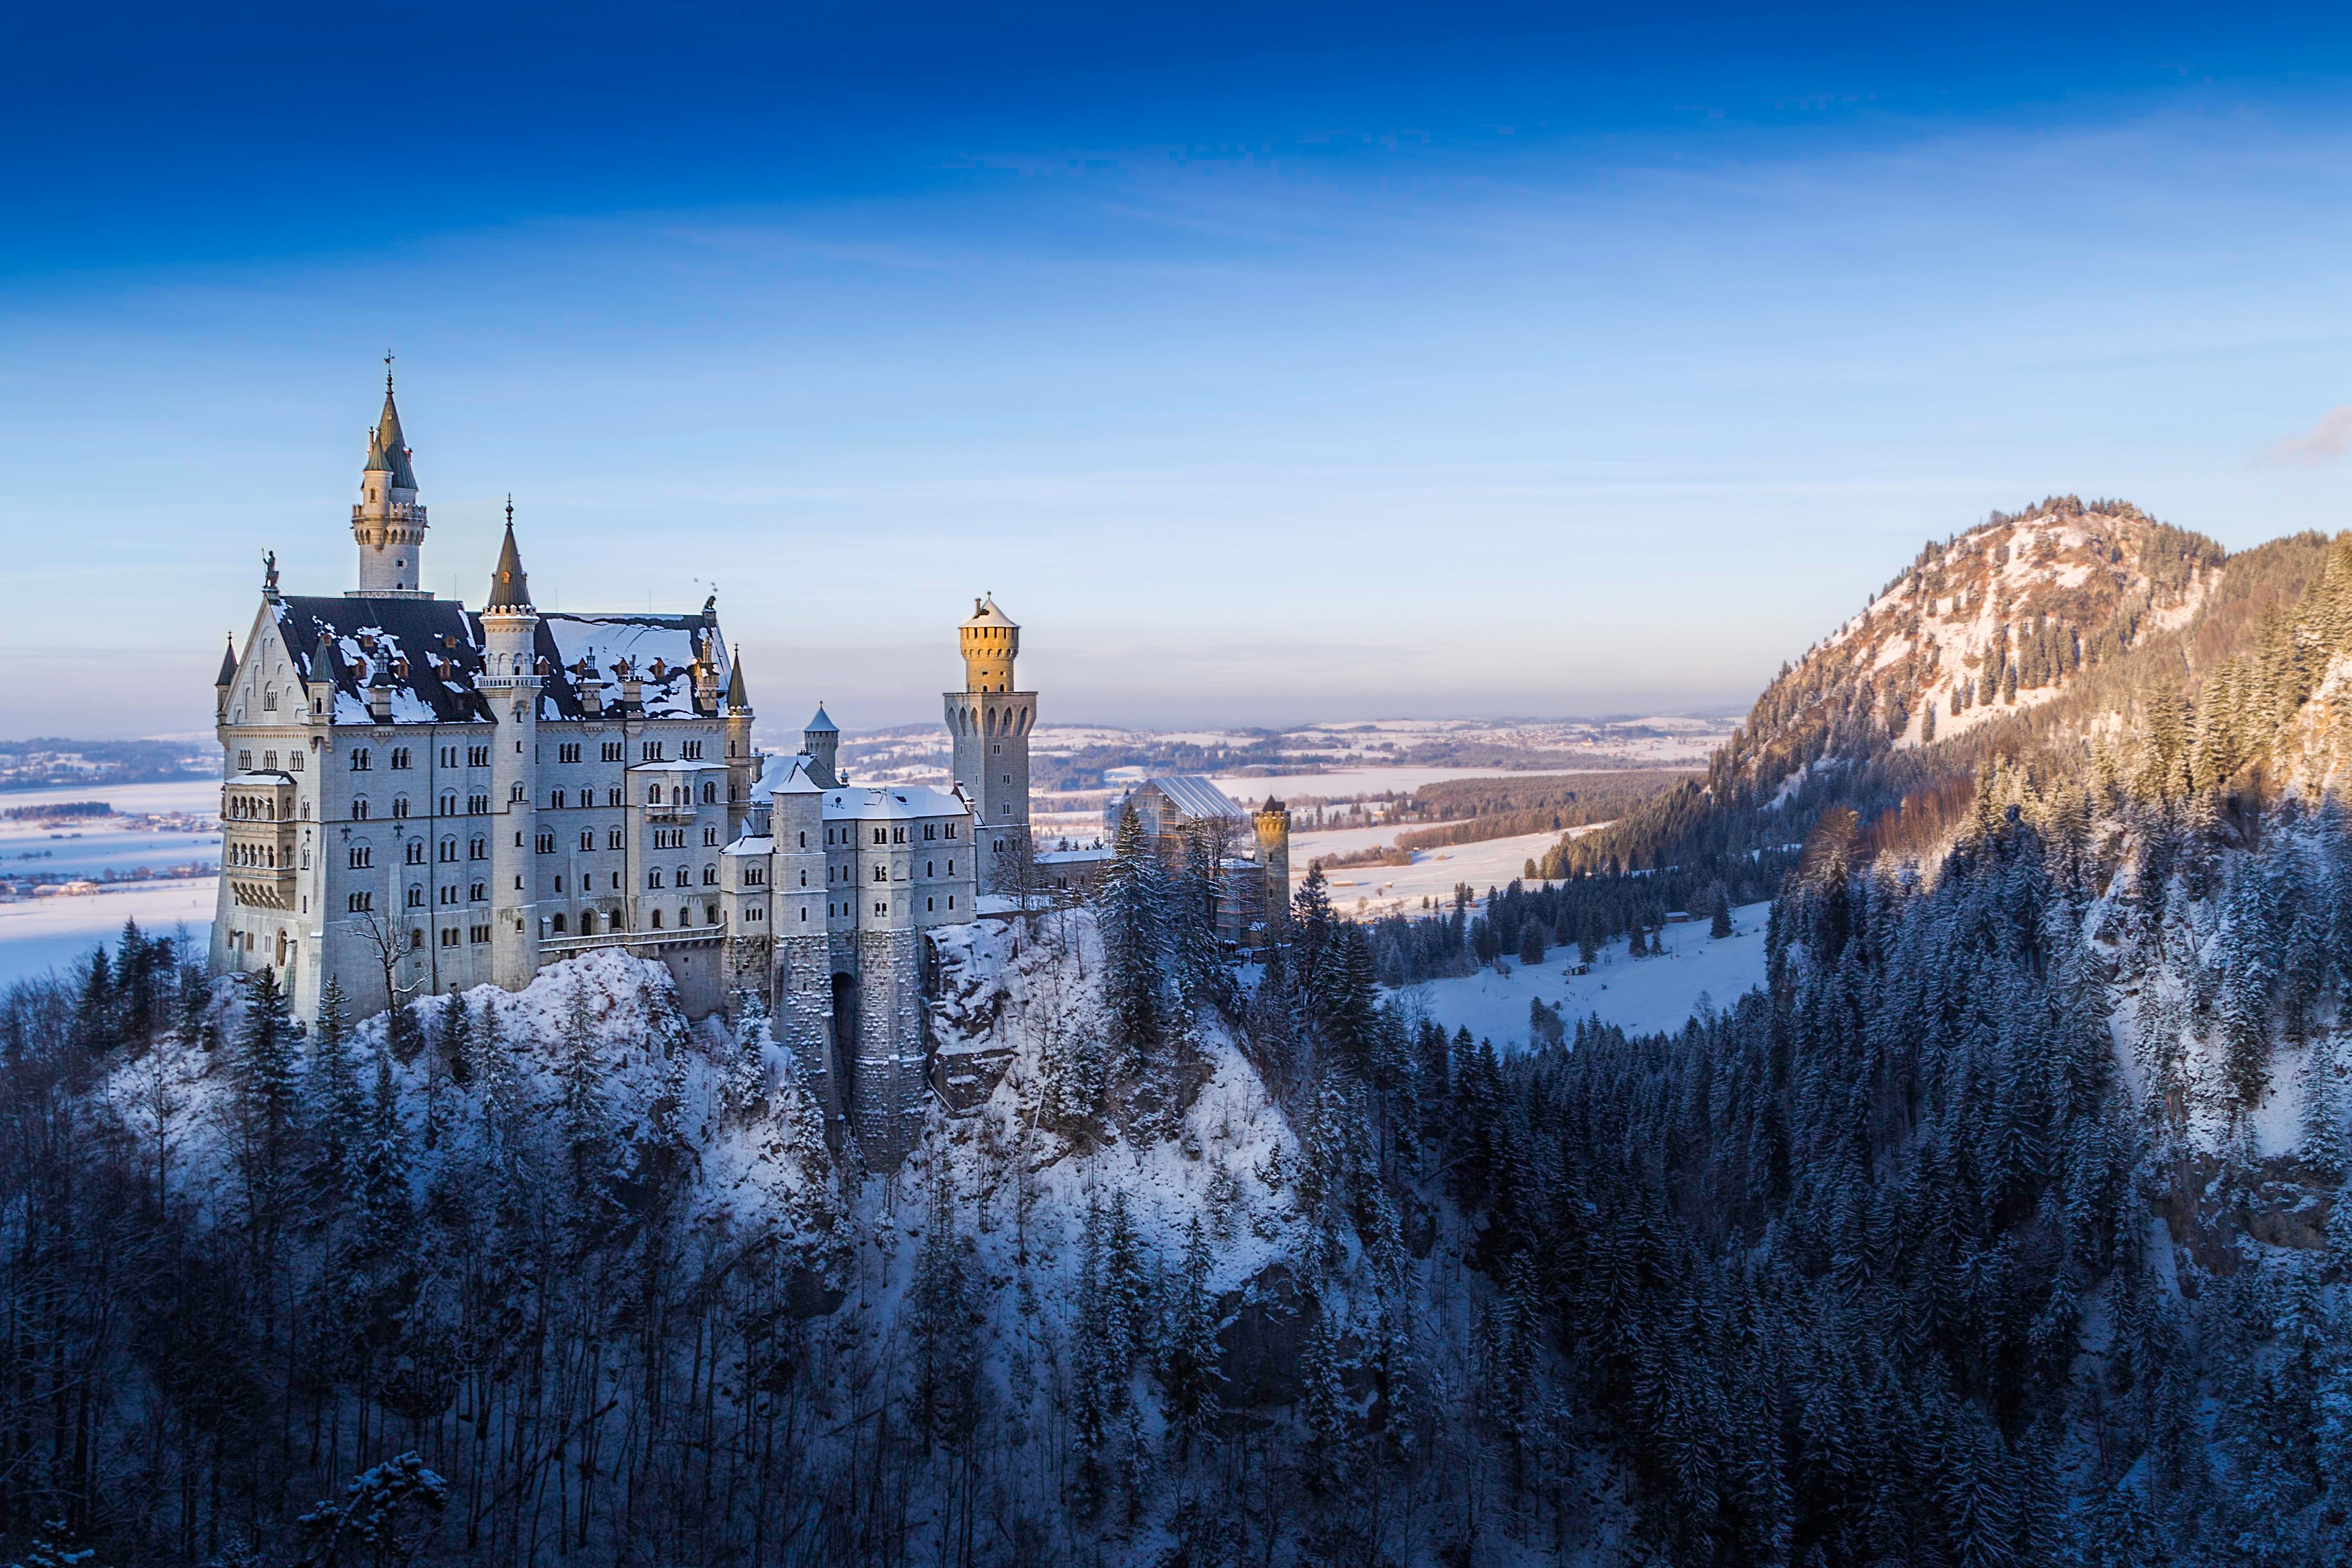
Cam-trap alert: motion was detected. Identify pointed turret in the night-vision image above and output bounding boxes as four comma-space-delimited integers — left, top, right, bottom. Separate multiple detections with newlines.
215, 635, 239, 688
309, 628, 340, 685
485, 512, 532, 610
726, 646, 749, 712
803, 703, 841, 787
351, 360, 431, 596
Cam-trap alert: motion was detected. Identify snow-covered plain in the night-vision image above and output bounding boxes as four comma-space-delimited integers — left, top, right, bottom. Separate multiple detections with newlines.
1393, 901, 1771, 1048
1306, 826, 1606, 920
0, 879, 214, 986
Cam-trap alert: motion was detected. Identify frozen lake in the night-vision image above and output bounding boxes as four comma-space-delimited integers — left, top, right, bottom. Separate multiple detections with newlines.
0, 879, 216, 988
0, 778, 220, 987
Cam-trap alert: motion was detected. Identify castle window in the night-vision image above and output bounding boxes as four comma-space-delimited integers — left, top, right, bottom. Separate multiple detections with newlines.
262, 751, 278, 771
439, 838, 457, 862
440, 792, 457, 814
550, 789, 565, 808
799, 869, 807, 886
947, 896, 954, 909
607, 828, 624, 849
647, 786, 661, 805
702, 866, 717, 885
468, 794, 488, 814
440, 887, 456, 904
992, 743, 1000, 755
390, 747, 411, 769
675, 864, 689, 887
469, 881, 486, 902
704, 826, 718, 846
410, 929, 424, 949
441, 928, 457, 946
352, 798, 370, 821
798, 831, 807, 848
264, 687, 278, 711
238, 751, 253, 771
581, 830, 596, 851
535, 832, 555, 853
559, 744, 581, 764
651, 909, 663, 929
551, 913, 566, 933
510, 782, 525, 802
892, 827, 906, 844
352, 749, 371, 770
470, 924, 489, 944
944, 822, 958, 839
405, 841, 424, 864
874, 901, 887, 917
406, 885, 424, 908
347, 891, 372, 912
706, 903, 718, 925
649, 870, 664, 888
748, 905, 762, 922
684, 741, 702, 760
467, 746, 489, 768
391, 796, 410, 818
289, 752, 303, 771
468, 837, 486, 860
607, 787, 622, 807
701, 781, 716, 803
872, 828, 886, 846
926, 861, 934, 877
872, 864, 887, 883
642, 742, 664, 761
602, 742, 624, 762
946, 860, 954, 874
801, 908, 808, 921
926, 897, 934, 912
924, 824, 935, 840
312, 697, 322, 715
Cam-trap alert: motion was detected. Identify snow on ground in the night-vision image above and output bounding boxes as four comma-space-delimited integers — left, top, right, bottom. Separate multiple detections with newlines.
0, 779, 220, 816
1311, 828, 1593, 919
1, 817, 220, 881
1393, 901, 1772, 1048
1215, 766, 1596, 803
0, 878, 216, 985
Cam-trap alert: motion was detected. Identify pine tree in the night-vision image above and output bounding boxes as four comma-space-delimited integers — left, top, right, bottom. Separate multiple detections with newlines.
2300, 1034, 2348, 1182
556, 982, 608, 1202
351, 1047, 411, 1257
907, 1175, 982, 1455
1517, 916, 1547, 966
305, 975, 364, 1191
238, 964, 299, 1156
1171, 825, 1231, 1017
1158, 1216, 1224, 1462
1099, 806, 1170, 1085
1710, 884, 1734, 939
1299, 1313, 1353, 1495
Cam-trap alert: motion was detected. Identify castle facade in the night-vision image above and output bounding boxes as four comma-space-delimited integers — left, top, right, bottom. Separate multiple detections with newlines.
212, 376, 1036, 1169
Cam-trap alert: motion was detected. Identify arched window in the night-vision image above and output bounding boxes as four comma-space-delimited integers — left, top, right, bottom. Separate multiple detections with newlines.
550, 789, 565, 809
700, 781, 716, 804
391, 795, 410, 818
551, 912, 566, 933
439, 838, 457, 862
468, 837, 486, 860
651, 909, 664, 929
440, 792, 457, 816
702, 865, 717, 885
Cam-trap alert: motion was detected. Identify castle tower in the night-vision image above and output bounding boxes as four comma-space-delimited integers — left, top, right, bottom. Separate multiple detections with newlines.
803, 704, 841, 788
480, 507, 542, 990
944, 594, 1033, 891
724, 645, 757, 836
1254, 797, 1291, 942
351, 361, 430, 597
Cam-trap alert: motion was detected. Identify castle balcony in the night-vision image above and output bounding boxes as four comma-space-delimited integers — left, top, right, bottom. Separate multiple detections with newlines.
228, 867, 299, 911
644, 799, 698, 823
350, 500, 427, 525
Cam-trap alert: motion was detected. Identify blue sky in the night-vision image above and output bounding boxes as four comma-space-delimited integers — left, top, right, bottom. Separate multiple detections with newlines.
7, 3, 2352, 737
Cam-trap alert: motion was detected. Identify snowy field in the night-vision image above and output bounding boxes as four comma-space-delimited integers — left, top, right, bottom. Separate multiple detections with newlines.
1313, 828, 1579, 917
1215, 766, 1597, 803
1392, 901, 1772, 1048
0, 878, 215, 986
0, 778, 221, 986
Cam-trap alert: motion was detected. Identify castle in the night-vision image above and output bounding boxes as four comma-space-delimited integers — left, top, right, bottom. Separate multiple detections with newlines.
210, 374, 1048, 1167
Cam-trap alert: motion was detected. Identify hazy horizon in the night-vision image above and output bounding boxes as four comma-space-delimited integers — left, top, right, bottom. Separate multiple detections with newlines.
11, 4, 2352, 736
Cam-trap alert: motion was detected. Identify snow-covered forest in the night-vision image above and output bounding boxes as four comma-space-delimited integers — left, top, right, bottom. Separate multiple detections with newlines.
6, 510, 2352, 1565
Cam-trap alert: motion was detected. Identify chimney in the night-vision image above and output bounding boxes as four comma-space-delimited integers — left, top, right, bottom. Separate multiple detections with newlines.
618, 660, 643, 717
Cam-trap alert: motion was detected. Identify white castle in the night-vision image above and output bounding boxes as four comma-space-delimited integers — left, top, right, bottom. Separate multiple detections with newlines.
210, 374, 1040, 1167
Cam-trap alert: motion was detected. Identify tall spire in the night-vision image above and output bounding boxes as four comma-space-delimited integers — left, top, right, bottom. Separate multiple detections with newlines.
215, 634, 239, 687
363, 354, 418, 490
725, 644, 749, 711
486, 499, 533, 610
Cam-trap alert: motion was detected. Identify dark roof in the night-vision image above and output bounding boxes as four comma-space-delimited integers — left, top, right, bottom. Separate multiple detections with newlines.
726, 646, 748, 710
485, 522, 531, 609
215, 636, 238, 686
363, 384, 419, 490
276, 596, 737, 726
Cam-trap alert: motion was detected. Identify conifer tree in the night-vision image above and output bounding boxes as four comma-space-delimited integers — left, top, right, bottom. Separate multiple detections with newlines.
1099, 806, 1170, 1084
907, 1175, 982, 1456
351, 1047, 411, 1257
720, 989, 771, 1119
305, 975, 364, 1189
1710, 883, 1734, 938
1158, 1216, 1223, 1462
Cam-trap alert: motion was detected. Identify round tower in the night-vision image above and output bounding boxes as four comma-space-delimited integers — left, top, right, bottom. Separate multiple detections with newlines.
1254, 797, 1291, 942
802, 703, 841, 788
959, 594, 1020, 693
944, 594, 1035, 893
480, 507, 542, 991
351, 360, 430, 597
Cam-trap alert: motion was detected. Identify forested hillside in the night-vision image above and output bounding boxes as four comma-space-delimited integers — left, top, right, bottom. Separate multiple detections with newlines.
6, 512, 2352, 1566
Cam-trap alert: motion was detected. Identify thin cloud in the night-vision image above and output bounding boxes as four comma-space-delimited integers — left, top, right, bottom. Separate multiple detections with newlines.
2264, 405, 2352, 466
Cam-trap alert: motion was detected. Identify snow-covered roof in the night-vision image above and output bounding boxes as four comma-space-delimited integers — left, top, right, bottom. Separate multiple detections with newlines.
1120, 775, 1246, 823
226, 770, 296, 786
272, 596, 733, 727
747, 754, 822, 806
627, 758, 728, 773
822, 783, 971, 822
1037, 846, 1114, 866
722, 834, 775, 858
